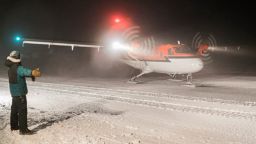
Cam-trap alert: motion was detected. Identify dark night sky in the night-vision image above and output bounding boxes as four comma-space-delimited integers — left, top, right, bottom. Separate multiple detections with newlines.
0, 0, 255, 57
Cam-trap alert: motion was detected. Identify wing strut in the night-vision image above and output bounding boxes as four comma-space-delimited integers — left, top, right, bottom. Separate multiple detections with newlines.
22, 39, 103, 51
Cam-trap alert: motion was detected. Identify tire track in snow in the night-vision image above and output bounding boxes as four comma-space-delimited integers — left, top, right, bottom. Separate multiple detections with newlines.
1, 78, 255, 106
29, 81, 256, 106
32, 83, 256, 120
1, 79, 256, 120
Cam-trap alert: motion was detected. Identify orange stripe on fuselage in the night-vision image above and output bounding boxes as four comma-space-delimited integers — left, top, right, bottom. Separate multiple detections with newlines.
129, 44, 195, 61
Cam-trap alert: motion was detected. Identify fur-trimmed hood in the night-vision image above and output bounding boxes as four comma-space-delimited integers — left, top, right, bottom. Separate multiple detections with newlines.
7, 56, 21, 63
5, 56, 22, 84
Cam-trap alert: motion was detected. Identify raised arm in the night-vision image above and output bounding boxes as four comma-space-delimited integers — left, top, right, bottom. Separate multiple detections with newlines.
17, 66, 32, 77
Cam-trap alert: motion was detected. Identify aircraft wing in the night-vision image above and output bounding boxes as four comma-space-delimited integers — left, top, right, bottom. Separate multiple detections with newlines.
22, 39, 103, 51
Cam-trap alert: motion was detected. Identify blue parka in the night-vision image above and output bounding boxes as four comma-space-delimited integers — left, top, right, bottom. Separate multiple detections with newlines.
9, 66, 32, 96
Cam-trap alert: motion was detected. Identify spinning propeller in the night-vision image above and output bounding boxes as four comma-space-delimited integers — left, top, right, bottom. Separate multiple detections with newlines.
192, 32, 217, 64
121, 26, 156, 56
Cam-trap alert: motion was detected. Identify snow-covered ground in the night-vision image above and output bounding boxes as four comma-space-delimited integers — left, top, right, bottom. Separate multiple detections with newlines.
1, 72, 256, 144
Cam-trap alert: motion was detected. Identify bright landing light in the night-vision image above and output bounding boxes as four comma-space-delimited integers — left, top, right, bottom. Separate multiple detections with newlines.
112, 41, 130, 51
112, 41, 122, 50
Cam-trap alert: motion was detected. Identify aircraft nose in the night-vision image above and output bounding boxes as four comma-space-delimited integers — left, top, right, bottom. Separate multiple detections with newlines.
191, 58, 204, 72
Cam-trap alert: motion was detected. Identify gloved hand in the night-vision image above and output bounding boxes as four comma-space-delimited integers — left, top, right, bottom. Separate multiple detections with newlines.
31, 76, 36, 82
32, 68, 41, 77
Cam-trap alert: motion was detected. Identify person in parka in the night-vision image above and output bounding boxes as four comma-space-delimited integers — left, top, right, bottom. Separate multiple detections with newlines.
5, 51, 41, 135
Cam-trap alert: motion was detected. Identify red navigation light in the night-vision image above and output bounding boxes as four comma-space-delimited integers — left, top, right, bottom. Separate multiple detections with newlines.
115, 18, 121, 23
110, 15, 132, 30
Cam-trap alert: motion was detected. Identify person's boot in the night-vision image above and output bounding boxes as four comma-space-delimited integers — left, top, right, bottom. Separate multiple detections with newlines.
11, 127, 19, 131
19, 129, 36, 135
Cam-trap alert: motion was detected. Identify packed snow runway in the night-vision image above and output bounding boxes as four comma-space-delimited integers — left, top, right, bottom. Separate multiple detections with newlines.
1, 74, 256, 144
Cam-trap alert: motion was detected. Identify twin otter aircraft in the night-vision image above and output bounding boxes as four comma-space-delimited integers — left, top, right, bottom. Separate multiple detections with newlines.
22, 39, 206, 84
21, 17, 210, 84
